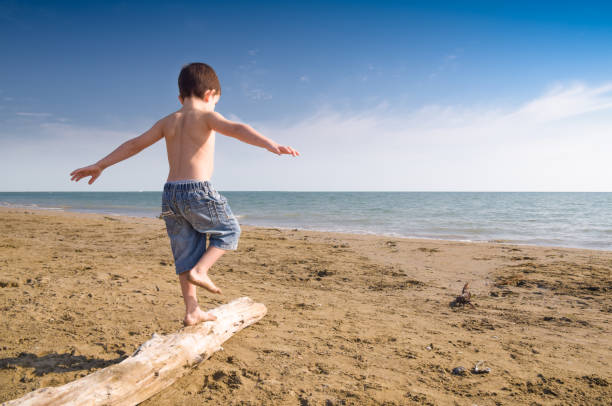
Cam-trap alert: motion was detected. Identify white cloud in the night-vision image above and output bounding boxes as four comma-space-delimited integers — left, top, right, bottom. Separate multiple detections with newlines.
15, 112, 52, 117
512, 82, 612, 122
241, 82, 612, 191
0, 121, 167, 191
34, 121, 134, 139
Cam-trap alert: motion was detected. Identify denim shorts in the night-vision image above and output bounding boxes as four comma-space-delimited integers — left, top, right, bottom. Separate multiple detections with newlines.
160, 180, 241, 274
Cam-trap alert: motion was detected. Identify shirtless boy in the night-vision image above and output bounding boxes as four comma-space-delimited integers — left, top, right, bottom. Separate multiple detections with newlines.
70, 62, 299, 326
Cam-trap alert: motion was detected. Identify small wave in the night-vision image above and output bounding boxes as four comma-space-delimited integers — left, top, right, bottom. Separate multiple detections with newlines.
0, 202, 65, 211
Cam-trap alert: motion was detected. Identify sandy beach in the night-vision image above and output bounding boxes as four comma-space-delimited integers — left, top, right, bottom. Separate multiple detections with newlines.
0, 207, 610, 405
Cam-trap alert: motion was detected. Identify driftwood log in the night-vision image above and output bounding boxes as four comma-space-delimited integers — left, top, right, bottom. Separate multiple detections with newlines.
3, 297, 266, 406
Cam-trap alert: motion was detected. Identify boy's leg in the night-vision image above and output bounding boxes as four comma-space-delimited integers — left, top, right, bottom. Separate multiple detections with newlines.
187, 245, 226, 294
184, 184, 240, 293
179, 272, 217, 326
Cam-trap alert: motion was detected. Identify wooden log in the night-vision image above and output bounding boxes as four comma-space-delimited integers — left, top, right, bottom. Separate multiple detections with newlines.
3, 297, 267, 406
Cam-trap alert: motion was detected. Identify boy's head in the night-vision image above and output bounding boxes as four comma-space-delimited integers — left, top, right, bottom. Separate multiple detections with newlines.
178, 62, 221, 104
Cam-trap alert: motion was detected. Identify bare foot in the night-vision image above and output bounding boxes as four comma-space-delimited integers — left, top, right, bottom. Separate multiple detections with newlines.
184, 308, 217, 326
187, 268, 222, 294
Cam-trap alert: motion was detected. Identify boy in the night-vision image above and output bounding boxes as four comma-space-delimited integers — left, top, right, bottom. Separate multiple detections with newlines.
70, 62, 299, 326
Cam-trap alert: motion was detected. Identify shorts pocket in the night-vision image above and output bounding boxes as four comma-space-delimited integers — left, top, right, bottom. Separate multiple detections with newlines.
213, 200, 230, 222
188, 196, 218, 225
190, 187, 226, 204
160, 201, 174, 218
191, 189, 209, 202
162, 212, 183, 237
208, 189, 227, 205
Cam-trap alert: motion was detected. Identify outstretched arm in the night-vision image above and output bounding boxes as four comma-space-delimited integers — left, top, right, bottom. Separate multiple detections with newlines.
70, 120, 164, 184
207, 111, 299, 156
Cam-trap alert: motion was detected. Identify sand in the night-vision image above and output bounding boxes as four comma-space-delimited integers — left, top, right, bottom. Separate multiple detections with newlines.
0, 207, 610, 405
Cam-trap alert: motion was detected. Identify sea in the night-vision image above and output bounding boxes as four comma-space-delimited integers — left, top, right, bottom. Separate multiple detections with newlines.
1, 192, 610, 251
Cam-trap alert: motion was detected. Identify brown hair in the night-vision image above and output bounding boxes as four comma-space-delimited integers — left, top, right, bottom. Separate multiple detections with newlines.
178, 62, 221, 100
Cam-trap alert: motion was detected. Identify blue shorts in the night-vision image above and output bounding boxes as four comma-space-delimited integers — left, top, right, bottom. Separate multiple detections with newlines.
160, 180, 241, 275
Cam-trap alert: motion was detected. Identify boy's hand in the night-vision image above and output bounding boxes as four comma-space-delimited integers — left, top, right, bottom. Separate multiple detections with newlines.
70, 164, 103, 184
267, 143, 300, 156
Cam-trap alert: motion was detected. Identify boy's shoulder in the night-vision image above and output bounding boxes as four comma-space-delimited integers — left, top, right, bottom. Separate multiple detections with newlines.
162, 109, 218, 123
156, 109, 219, 135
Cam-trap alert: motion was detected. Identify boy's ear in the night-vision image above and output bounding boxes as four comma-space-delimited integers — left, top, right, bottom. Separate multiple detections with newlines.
178, 95, 184, 105
203, 89, 218, 102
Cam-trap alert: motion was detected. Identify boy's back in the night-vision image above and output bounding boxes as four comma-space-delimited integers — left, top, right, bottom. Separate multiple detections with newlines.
162, 109, 216, 182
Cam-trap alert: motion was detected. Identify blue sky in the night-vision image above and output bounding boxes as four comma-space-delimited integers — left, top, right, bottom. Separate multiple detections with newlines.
1, 0, 612, 191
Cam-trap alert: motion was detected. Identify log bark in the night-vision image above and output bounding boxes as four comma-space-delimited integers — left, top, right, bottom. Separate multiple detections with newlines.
3, 297, 267, 406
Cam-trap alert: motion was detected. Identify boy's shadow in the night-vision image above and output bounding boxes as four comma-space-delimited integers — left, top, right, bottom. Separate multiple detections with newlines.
0, 351, 127, 376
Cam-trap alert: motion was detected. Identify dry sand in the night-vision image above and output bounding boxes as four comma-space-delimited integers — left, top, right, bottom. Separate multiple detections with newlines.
0, 207, 610, 405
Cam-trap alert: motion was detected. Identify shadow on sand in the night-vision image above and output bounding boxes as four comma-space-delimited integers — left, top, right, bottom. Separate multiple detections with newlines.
0, 352, 127, 376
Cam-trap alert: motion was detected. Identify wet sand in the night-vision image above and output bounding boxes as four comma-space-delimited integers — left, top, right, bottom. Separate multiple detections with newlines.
0, 207, 610, 405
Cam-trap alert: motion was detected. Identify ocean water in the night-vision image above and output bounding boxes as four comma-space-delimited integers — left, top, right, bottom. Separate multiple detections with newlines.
1, 192, 610, 251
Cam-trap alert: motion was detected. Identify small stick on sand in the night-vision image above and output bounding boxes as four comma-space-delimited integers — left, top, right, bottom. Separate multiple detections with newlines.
450, 282, 475, 308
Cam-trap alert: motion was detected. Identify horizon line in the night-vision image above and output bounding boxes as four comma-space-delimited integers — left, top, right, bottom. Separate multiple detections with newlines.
1, 190, 611, 193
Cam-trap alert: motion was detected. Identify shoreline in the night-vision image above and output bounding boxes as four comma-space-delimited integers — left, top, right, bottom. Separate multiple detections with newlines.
0, 204, 609, 254
0, 206, 610, 404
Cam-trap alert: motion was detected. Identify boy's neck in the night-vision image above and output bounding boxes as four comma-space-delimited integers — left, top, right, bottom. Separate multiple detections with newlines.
181, 97, 215, 112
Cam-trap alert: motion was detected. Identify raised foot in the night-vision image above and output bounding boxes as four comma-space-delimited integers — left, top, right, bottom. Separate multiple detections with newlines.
184, 308, 217, 326
187, 269, 222, 294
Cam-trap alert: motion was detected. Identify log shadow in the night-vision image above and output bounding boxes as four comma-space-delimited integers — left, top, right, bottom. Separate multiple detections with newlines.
0, 352, 127, 376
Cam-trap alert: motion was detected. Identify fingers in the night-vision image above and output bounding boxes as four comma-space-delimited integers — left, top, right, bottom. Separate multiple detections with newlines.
270, 145, 299, 156
70, 170, 85, 182
70, 168, 98, 183
71, 174, 95, 183
279, 146, 300, 156
70, 168, 82, 177
70, 168, 84, 181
